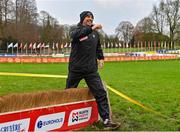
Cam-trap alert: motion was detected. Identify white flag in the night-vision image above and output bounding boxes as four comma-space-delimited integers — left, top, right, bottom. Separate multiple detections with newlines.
126, 43, 129, 48
33, 43, 36, 49
64, 43, 68, 48
45, 44, 50, 48
52, 43, 55, 49
107, 42, 110, 48
8, 43, 13, 48
56, 43, 59, 49
111, 42, 113, 48
37, 43, 41, 48
115, 43, 118, 48
69, 43, 71, 48
14, 43, 18, 48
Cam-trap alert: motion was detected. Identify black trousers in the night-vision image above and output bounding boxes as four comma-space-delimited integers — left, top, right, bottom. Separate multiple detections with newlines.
66, 71, 110, 120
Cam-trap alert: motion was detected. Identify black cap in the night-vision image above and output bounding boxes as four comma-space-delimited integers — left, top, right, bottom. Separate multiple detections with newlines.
80, 11, 94, 23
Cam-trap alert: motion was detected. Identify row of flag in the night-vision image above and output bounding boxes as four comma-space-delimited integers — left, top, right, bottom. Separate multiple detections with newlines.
7, 41, 175, 49
101, 41, 174, 48
7, 42, 72, 49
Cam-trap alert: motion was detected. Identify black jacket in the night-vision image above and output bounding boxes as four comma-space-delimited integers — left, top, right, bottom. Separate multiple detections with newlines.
69, 23, 104, 73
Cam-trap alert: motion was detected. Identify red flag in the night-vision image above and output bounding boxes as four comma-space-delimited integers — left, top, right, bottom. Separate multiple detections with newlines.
158, 41, 161, 48
29, 43, 33, 49
19, 43, 23, 49
41, 43, 45, 48
154, 41, 156, 50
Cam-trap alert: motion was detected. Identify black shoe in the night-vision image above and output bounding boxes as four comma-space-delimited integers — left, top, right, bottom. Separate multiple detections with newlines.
103, 119, 120, 130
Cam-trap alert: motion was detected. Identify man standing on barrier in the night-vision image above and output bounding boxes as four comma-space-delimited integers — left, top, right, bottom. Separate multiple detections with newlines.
66, 11, 120, 130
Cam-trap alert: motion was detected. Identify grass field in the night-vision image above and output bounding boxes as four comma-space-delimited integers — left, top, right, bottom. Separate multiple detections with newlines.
0, 60, 180, 130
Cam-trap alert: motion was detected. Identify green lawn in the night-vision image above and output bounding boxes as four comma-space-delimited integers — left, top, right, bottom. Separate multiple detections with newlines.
0, 60, 180, 130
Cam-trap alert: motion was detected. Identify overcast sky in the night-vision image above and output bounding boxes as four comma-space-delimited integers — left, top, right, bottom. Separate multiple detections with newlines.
36, 0, 159, 35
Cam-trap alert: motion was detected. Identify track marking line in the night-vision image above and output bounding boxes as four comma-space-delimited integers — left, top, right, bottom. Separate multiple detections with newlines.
106, 85, 179, 122
0, 72, 67, 78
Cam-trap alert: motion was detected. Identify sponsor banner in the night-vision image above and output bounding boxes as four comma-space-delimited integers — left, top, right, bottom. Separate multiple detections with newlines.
0, 100, 98, 131
0, 118, 30, 132
35, 112, 65, 131
68, 107, 92, 126
0, 56, 177, 63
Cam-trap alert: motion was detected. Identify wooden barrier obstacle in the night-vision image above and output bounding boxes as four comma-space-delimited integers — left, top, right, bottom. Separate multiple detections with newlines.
0, 88, 99, 131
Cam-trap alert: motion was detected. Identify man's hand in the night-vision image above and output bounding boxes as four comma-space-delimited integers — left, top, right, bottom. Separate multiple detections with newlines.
92, 24, 102, 30
98, 59, 104, 69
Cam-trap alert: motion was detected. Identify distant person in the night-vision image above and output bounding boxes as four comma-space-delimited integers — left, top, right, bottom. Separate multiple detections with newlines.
66, 11, 120, 130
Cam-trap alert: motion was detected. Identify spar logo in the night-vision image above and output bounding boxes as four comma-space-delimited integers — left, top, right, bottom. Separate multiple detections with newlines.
68, 107, 92, 126
35, 112, 65, 131
0, 118, 30, 132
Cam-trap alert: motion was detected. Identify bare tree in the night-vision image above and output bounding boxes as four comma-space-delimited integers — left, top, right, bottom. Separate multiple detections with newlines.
151, 0, 166, 34
163, 0, 180, 40
39, 10, 64, 43
13, 0, 38, 42
0, 1, 3, 38
115, 21, 134, 43
134, 17, 155, 34
175, 21, 180, 40
39, 10, 49, 27
16, 0, 37, 24
3, 0, 10, 26
0, 0, 14, 37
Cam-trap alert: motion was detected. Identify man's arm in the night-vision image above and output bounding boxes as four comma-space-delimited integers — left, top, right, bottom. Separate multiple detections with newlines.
70, 26, 92, 40
70, 24, 102, 40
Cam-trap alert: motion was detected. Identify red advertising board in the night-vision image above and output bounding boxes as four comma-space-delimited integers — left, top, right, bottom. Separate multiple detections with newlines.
0, 99, 99, 131
0, 56, 177, 63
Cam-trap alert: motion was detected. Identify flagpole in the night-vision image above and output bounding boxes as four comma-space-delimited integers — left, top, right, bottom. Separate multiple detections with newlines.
12, 43, 13, 54
48, 43, 50, 55
17, 43, 18, 55
7, 42, 8, 53
21, 43, 22, 54
44, 43, 45, 55
52, 42, 54, 54
31, 44, 32, 55
35, 44, 37, 55
64, 43, 66, 54
40, 44, 41, 55
26, 43, 28, 55
33, 43, 37, 55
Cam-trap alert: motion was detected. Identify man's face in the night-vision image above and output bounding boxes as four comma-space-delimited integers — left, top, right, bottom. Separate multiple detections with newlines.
82, 15, 93, 26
